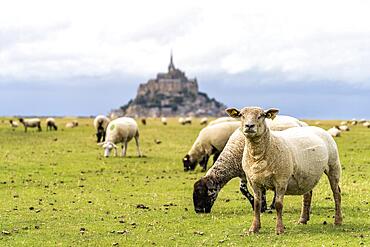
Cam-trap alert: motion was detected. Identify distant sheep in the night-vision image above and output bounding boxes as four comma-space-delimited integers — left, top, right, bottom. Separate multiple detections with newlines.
161, 117, 167, 125
208, 117, 237, 126
339, 125, 350, 131
98, 117, 142, 158
19, 118, 42, 132
9, 120, 19, 128
200, 117, 208, 125
66, 120, 79, 128
141, 118, 147, 125
340, 121, 348, 125
351, 119, 358, 125
327, 126, 341, 137
179, 117, 191, 125
93, 115, 110, 143
363, 122, 370, 128
226, 106, 342, 234
359, 118, 366, 123
183, 121, 241, 172
45, 118, 58, 131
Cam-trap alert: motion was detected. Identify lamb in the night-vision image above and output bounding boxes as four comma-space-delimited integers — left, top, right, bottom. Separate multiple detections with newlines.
93, 115, 110, 143
98, 117, 142, 158
9, 120, 19, 128
45, 118, 58, 131
161, 117, 167, 125
19, 118, 42, 132
208, 117, 237, 126
183, 121, 241, 172
200, 117, 208, 125
327, 126, 341, 137
339, 125, 350, 131
226, 107, 342, 234
193, 115, 307, 214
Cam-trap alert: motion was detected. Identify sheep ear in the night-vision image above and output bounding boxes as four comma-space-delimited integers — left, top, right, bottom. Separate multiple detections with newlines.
225, 108, 241, 118
264, 108, 279, 120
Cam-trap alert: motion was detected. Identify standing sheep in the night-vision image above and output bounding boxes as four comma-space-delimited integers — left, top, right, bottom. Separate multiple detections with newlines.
9, 120, 19, 128
161, 117, 167, 125
19, 118, 42, 132
193, 115, 307, 213
226, 107, 342, 234
45, 118, 58, 131
200, 117, 208, 125
327, 126, 341, 137
183, 121, 241, 172
98, 117, 142, 158
93, 115, 110, 143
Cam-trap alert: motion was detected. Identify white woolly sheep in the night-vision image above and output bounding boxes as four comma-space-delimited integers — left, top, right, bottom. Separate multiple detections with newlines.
208, 117, 238, 126
179, 117, 191, 125
327, 126, 341, 137
363, 122, 370, 128
9, 120, 19, 128
351, 119, 358, 125
193, 115, 308, 213
339, 125, 350, 131
200, 117, 208, 125
45, 118, 58, 131
183, 121, 241, 172
66, 120, 79, 128
93, 115, 110, 143
161, 117, 167, 125
19, 118, 42, 132
226, 107, 342, 235
98, 117, 142, 158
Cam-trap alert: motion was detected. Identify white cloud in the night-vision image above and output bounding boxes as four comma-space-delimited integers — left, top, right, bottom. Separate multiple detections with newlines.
1, 0, 370, 85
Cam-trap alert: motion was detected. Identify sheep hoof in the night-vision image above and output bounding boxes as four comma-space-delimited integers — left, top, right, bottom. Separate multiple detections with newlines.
248, 226, 260, 235
298, 218, 308, 224
276, 227, 284, 235
334, 217, 342, 225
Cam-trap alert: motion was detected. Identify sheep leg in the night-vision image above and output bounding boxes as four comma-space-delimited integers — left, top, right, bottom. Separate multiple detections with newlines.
298, 190, 312, 224
269, 192, 276, 210
199, 155, 209, 172
134, 135, 142, 157
248, 185, 262, 234
122, 141, 127, 157
239, 181, 254, 210
274, 187, 286, 235
326, 169, 343, 225
38, 123, 42, 132
212, 151, 220, 164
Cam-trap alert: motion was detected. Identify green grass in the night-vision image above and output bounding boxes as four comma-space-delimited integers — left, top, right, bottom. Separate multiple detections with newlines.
0, 118, 369, 246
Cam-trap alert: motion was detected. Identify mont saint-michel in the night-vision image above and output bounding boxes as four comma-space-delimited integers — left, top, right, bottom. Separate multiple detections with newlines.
114, 54, 226, 117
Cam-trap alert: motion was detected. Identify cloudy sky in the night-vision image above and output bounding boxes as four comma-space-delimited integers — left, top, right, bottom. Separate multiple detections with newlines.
1, 0, 370, 118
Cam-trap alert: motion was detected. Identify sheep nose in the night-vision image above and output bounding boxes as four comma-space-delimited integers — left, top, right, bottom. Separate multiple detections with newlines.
245, 124, 255, 130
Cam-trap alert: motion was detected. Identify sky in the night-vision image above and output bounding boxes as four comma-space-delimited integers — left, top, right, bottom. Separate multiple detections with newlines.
1, 0, 370, 119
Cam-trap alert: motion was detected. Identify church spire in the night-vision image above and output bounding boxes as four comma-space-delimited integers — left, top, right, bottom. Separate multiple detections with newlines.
168, 50, 175, 72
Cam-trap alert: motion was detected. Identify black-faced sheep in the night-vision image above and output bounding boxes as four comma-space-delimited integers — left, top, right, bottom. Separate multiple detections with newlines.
9, 120, 19, 128
161, 117, 167, 125
19, 118, 42, 132
46, 118, 58, 131
183, 121, 240, 172
93, 115, 110, 143
98, 117, 142, 158
226, 107, 342, 234
327, 126, 341, 137
200, 117, 208, 125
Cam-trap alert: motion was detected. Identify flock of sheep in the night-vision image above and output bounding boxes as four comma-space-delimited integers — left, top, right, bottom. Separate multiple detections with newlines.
6, 109, 370, 235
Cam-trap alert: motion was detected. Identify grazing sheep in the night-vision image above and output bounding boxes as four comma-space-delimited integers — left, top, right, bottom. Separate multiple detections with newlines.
93, 115, 110, 143
9, 120, 19, 128
185, 117, 192, 125
66, 120, 79, 128
339, 125, 350, 131
200, 117, 208, 125
179, 117, 191, 125
226, 107, 342, 234
98, 117, 142, 158
363, 122, 370, 128
183, 121, 241, 172
161, 117, 167, 125
45, 118, 58, 131
19, 118, 42, 132
351, 119, 358, 125
327, 126, 341, 137
340, 121, 348, 125
193, 115, 307, 214
141, 118, 147, 125
208, 117, 238, 126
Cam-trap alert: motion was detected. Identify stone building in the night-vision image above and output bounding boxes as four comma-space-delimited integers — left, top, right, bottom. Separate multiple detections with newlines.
113, 54, 226, 117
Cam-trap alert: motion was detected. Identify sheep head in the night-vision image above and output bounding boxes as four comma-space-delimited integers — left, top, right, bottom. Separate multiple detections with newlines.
226, 107, 279, 138
183, 154, 197, 171
193, 177, 219, 213
98, 141, 117, 157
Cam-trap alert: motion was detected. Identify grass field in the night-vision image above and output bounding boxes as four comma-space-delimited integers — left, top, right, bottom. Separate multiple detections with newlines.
0, 118, 369, 246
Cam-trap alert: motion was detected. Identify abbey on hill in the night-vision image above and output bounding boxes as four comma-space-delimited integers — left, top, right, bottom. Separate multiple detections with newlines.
114, 54, 226, 117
